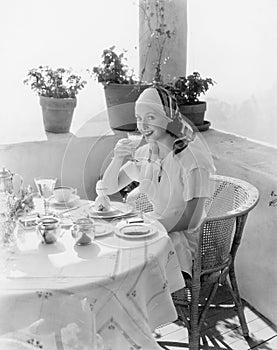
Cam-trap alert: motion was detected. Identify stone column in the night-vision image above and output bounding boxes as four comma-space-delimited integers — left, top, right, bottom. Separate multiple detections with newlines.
139, 0, 187, 84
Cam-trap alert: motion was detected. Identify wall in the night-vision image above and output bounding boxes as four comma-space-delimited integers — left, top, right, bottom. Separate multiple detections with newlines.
205, 130, 277, 326
1, 128, 277, 325
187, 0, 277, 146
0, 134, 122, 201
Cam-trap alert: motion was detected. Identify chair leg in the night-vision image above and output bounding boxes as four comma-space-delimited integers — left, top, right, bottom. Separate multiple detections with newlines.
227, 266, 249, 337
188, 330, 200, 350
157, 342, 170, 349
188, 280, 201, 350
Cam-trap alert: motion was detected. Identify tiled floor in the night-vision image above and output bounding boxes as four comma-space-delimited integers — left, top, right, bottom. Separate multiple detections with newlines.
155, 285, 277, 350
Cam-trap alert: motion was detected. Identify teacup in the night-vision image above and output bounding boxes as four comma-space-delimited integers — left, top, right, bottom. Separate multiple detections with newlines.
53, 186, 77, 203
72, 217, 95, 245
37, 216, 61, 244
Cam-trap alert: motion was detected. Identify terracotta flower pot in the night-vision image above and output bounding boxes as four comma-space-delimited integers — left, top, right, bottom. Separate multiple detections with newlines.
39, 96, 77, 133
104, 84, 150, 131
178, 101, 207, 127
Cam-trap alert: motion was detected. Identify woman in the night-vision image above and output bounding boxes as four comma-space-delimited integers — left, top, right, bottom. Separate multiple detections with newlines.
102, 86, 215, 275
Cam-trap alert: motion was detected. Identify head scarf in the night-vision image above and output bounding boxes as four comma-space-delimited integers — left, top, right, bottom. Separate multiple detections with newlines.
136, 85, 195, 154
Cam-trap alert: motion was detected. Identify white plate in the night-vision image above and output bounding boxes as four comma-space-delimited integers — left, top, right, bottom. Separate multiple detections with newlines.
115, 223, 157, 239
89, 202, 134, 219
49, 194, 80, 208
94, 223, 114, 237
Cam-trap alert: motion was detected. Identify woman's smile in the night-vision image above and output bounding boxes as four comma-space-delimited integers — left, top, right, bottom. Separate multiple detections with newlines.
141, 130, 154, 138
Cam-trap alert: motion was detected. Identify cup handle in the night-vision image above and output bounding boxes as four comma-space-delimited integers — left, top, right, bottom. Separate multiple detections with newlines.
37, 224, 46, 242
71, 224, 78, 238
73, 188, 77, 195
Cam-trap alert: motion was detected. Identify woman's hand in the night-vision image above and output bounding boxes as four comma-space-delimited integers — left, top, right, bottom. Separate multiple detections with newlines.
148, 140, 159, 160
149, 140, 158, 153
114, 138, 134, 159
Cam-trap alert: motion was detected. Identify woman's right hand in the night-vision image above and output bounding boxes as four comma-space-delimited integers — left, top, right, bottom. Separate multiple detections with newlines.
113, 138, 134, 159
148, 140, 159, 159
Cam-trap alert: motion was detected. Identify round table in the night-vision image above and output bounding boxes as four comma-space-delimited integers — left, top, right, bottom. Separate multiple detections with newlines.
0, 200, 185, 350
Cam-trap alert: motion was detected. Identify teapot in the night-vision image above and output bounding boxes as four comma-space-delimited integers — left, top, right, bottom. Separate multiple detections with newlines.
0, 167, 23, 195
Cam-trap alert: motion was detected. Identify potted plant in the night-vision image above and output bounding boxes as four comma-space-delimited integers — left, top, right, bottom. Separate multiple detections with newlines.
167, 72, 215, 131
24, 66, 87, 133
91, 46, 150, 131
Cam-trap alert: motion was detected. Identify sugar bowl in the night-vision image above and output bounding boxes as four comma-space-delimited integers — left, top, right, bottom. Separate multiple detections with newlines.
72, 217, 95, 246
37, 216, 61, 244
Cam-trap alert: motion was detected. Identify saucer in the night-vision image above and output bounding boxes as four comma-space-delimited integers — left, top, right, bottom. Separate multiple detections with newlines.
49, 194, 80, 208
196, 120, 211, 132
18, 213, 39, 230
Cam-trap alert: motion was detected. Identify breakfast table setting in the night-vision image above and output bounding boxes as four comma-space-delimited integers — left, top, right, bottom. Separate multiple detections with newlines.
0, 174, 185, 350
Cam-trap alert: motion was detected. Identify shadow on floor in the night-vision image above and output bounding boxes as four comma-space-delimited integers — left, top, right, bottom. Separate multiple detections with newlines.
157, 285, 277, 350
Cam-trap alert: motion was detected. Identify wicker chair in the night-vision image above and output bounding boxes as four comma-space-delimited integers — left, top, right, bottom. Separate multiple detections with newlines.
128, 175, 259, 350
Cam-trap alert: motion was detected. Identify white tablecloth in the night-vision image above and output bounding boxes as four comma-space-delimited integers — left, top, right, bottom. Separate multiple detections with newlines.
0, 201, 185, 350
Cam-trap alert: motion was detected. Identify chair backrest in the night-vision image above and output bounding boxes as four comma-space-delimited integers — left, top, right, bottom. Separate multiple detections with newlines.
131, 192, 154, 213
200, 175, 259, 272
130, 175, 259, 273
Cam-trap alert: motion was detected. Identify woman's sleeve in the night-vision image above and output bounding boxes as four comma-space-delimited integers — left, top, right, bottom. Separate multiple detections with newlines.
121, 161, 140, 182
182, 167, 215, 202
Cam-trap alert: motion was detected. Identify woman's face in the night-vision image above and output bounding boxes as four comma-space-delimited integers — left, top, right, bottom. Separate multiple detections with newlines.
135, 103, 168, 142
